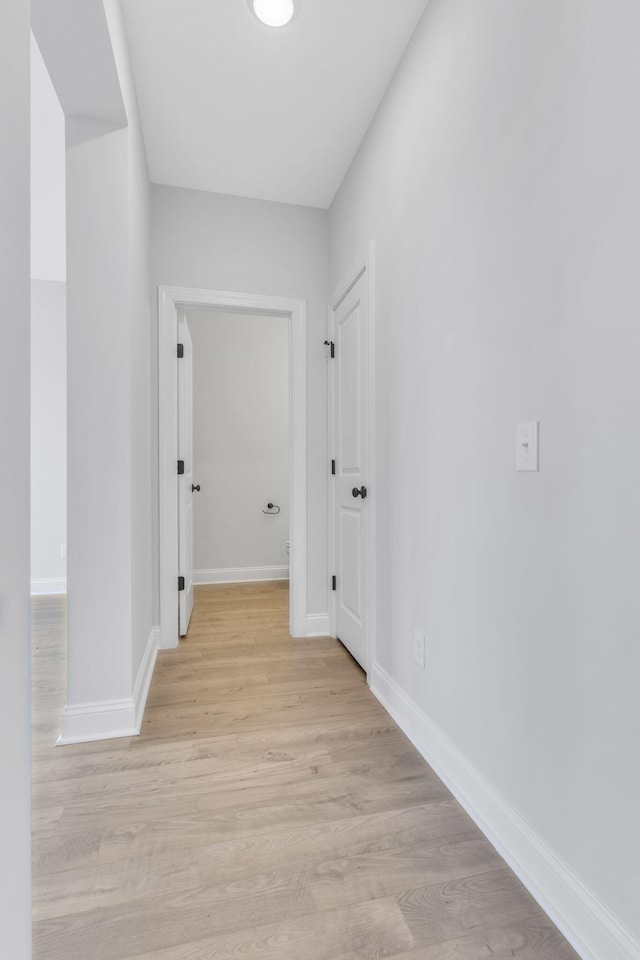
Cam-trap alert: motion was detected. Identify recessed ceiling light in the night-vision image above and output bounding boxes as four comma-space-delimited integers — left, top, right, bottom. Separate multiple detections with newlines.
252, 0, 295, 28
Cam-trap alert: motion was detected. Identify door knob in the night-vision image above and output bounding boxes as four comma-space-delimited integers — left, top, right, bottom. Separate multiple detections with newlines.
352, 485, 367, 499
192, 484, 201, 493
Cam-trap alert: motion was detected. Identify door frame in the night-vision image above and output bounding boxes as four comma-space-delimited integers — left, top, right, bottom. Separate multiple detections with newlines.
327, 242, 376, 674
158, 285, 307, 649
176, 309, 194, 636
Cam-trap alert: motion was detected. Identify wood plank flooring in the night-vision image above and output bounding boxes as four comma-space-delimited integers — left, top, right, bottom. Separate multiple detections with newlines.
32, 582, 578, 960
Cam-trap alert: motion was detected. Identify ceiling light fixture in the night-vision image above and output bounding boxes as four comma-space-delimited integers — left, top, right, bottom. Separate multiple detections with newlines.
252, 0, 295, 28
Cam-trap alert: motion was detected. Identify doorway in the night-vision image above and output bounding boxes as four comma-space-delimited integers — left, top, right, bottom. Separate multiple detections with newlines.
158, 286, 307, 648
188, 308, 290, 573
30, 32, 67, 602
177, 306, 291, 635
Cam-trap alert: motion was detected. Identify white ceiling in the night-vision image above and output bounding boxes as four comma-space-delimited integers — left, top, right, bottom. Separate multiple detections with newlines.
120, 0, 430, 209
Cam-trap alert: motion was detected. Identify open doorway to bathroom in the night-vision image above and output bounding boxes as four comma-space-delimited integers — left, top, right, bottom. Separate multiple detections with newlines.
186, 308, 291, 596
158, 284, 307, 650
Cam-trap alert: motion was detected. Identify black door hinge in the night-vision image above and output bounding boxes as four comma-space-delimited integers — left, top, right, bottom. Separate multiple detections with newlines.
177, 460, 185, 475
331, 459, 336, 476
178, 576, 185, 591
177, 343, 184, 358
332, 575, 337, 591
324, 340, 335, 359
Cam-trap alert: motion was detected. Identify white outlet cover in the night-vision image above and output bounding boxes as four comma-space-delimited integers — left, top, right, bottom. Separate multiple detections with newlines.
516, 421, 539, 472
413, 629, 425, 669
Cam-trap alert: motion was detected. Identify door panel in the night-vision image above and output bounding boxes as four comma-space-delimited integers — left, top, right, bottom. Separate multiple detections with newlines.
340, 507, 363, 623
178, 312, 194, 636
334, 273, 368, 669
338, 304, 361, 472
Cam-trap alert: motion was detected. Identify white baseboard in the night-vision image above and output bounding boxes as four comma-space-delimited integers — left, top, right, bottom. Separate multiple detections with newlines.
133, 626, 159, 730
31, 577, 67, 596
305, 613, 330, 637
370, 662, 640, 960
58, 627, 160, 746
194, 566, 289, 585
58, 698, 138, 745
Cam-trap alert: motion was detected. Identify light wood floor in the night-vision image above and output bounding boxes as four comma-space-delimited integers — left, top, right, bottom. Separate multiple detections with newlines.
32, 582, 578, 960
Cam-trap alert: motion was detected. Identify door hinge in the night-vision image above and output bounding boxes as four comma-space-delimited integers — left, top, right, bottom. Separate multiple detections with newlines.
177, 343, 184, 358
323, 340, 335, 359
332, 575, 337, 591
177, 460, 185, 475
178, 576, 185, 591
331, 459, 336, 476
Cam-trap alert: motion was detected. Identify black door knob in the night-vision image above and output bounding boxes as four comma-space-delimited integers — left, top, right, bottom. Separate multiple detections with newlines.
192, 484, 201, 493
352, 486, 367, 499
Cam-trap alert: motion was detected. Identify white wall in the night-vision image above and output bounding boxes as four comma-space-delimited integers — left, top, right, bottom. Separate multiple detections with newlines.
188, 310, 289, 577
0, 1, 31, 955
104, 0, 154, 692
30, 33, 66, 284
65, 116, 134, 724
151, 187, 330, 616
31, 280, 67, 592
31, 32, 67, 595
39, 0, 156, 742
330, 0, 640, 955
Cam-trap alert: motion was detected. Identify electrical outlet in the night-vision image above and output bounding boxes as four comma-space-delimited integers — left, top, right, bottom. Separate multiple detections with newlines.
60, 544, 67, 560
413, 629, 425, 669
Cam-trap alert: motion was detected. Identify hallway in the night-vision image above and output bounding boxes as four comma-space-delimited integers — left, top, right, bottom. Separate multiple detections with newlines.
32, 584, 577, 959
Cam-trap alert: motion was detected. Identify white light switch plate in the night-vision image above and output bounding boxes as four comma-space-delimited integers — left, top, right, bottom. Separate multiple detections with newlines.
516, 422, 539, 472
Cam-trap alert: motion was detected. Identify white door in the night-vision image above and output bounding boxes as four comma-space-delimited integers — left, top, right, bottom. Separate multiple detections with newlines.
333, 272, 369, 669
178, 312, 194, 635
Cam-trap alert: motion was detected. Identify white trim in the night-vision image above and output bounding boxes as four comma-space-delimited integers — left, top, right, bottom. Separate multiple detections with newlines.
370, 662, 640, 960
330, 243, 370, 310
158, 285, 307, 650
305, 613, 330, 637
133, 626, 160, 731
326, 299, 336, 638
194, 566, 289, 585
31, 578, 67, 596
58, 627, 159, 745
58, 699, 137, 745
328, 242, 376, 673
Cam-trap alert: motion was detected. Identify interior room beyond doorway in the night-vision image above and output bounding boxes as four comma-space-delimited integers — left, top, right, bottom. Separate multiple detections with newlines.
186, 308, 291, 593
